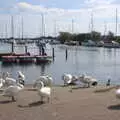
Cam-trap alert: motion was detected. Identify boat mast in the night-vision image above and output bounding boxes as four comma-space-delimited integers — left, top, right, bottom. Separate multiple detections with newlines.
41, 13, 45, 37
72, 19, 74, 34
115, 8, 118, 38
103, 21, 107, 40
11, 15, 14, 39
54, 20, 57, 38
90, 12, 94, 39
21, 16, 24, 40
5, 24, 7, 40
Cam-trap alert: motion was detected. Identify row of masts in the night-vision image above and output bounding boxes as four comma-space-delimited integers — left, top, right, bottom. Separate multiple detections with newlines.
0, 8, 119, 39
90, 8, 118, 38
1, 15, 46, 39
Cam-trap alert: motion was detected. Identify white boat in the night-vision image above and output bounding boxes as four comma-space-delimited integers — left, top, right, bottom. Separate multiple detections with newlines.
81, 40, 96, 47
103, 41, 120, 48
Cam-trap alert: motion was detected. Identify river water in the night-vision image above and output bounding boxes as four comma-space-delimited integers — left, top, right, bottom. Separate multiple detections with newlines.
0, 42, 120, 85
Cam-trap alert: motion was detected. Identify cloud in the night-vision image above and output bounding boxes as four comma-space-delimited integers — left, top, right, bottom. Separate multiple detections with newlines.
84, 0, 115, 7
1, 1, 120, 37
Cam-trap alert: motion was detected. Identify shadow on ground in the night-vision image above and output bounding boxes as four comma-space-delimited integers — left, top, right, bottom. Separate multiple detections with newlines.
0, 100, 13, 104
18, 101, 45, 108
108, 104, 120, 110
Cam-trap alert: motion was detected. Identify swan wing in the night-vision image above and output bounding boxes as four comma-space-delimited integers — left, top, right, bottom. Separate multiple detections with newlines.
3, 85, 22, 97
38, 87, 51, 96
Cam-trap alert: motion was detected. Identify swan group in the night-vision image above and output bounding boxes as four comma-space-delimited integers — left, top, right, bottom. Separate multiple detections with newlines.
0, 71, 25, 102
78, 74, 98, 87
1, 71, 120, 106
62, 73, 98, 87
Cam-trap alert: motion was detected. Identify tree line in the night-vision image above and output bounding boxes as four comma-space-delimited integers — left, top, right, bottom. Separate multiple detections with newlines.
57, 31, 120, 44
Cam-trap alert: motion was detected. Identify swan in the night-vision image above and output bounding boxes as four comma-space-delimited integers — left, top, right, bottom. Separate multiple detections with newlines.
115, 88, 120, 99
62, 74, 72, 86
2, 72, 17, 87
17, 71, 25, 85
1, 83, 24, 102
78, 74, 98, 87
0, 78, 5, 88
1, 72, 17, 87
0, 73, 5, 88
33, 75, 53, 88
35, 81, 51, 103
62, 73, 77, 86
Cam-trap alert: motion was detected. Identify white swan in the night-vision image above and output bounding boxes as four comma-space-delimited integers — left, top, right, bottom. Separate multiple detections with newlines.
62, 73, 77, 86
0, 73, 5, 88
0, 78, 4, 88
35, 81, 51, 103
33, 75, 53, 88
17, 71, 25, 85
1, 83, 24, 101
78, 74, 98, 87
1, 72, 17, 87
115, 88, 120, 99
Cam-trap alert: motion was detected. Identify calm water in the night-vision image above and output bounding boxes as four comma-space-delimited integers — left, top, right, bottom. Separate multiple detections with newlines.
0, 42, 120, 85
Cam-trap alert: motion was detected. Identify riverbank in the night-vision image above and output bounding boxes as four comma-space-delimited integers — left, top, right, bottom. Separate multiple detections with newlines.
0, 85, 120, 120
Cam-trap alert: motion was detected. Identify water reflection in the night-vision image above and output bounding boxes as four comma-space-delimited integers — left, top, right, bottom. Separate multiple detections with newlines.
1, 43, 120, 85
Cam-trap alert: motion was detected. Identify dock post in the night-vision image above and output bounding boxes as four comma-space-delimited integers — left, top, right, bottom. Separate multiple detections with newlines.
11, 42, 14, 53
65, 48, 68, 60
25, 45, 27, 54
52, 48, 55, 61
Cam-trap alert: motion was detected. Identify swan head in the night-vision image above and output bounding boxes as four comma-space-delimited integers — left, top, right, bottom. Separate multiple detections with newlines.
6, 72, 11, 77
2, 72, 11, 79
18, 71, 24, 77
19, 80, 25, 85
17, 83, 24, 88
17, 71, 25, 84
72, 75, 78, 81
92, 81, 98, 86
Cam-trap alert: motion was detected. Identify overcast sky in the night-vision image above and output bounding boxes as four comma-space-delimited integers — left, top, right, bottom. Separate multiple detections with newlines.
0, 0, 120, 38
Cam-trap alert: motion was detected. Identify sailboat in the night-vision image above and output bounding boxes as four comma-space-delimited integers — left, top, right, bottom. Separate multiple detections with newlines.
1, 16, 29, 63
35, 13, 52, 64
103, 8, 120, 48
81, 12, 96, 47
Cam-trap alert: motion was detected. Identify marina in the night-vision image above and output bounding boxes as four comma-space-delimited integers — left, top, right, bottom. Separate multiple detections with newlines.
0, 42, 120, 85
1, 1, 120, 120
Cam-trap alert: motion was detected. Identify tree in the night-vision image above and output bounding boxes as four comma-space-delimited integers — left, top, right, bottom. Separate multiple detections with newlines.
57, 32, 72, 43
91, 31, 101, 41
107, 31, 114, 40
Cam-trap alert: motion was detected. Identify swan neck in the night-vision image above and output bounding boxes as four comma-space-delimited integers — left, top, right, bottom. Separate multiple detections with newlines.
40, 81, 44, 88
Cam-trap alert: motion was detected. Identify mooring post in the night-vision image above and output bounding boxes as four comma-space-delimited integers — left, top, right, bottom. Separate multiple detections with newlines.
25, 45, 27, 54
52, 48, 55, 61
11, 41, 14, 53
65, 48, 68, 60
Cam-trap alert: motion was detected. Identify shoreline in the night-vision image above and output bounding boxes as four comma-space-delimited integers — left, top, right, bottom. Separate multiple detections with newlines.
0, 85, 120, 120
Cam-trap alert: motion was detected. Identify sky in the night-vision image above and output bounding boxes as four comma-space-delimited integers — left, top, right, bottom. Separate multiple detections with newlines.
0, 0, 120, 37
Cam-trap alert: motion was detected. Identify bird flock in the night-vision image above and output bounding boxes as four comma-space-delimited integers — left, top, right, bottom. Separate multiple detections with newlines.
0, 72, 120, 104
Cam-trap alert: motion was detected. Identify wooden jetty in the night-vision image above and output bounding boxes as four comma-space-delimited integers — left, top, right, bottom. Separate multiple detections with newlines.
1, 55, 52, 64
2, 56, 18, 63
0, 53, 28, 59
18, 56, 35, 63
35, 55, 52, 63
